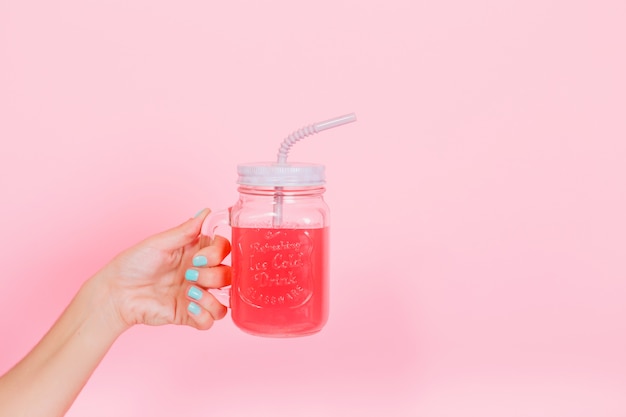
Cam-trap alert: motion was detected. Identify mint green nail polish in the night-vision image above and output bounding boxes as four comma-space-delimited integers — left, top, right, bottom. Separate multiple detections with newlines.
188, 286, 202, 301
188, 301, 201, 316
193, 255, 208, 267
194, 209, 204, 218
185, 269, 199, 282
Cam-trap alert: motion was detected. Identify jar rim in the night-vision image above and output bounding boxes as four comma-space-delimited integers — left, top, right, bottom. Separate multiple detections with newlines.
237, 185, 326, 196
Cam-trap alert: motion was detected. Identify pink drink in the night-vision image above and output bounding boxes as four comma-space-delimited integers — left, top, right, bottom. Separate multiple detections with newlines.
231, 226, 329, 337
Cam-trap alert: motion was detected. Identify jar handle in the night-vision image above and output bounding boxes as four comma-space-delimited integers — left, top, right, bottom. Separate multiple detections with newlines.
199, 207, 231, 247
199, 208, 232, 307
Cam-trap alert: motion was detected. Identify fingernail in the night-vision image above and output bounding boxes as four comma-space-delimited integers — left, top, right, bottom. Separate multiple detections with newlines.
194, 209, 205, 218
185, 269, 199, 282
193, 255, 208, 267
188, 301, 201, 316
188, 286, 203, 301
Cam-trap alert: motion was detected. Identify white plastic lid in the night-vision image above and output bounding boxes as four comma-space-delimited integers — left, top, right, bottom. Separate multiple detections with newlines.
237, 162, 325, 187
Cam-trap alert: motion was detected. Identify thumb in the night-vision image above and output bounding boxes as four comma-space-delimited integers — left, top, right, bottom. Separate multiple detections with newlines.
150, 208, 211, 251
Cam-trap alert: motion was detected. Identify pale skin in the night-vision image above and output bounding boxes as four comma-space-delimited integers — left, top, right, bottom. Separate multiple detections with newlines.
0, 209, 231, 417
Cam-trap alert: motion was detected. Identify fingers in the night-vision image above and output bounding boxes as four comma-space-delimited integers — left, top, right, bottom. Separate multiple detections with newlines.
185, 264, 231, 288
181, 232, 232, 330
184, 234, 232, 288
192, 235, 231, 267
184, 286, 228, 330
150, 209, 211, 251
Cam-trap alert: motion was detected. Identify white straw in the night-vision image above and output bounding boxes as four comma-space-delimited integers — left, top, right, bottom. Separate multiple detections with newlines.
273, 113, 357, 227
277, 113, 357, 164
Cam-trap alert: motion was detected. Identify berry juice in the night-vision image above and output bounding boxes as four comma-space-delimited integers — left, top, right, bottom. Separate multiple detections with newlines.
231, 226, 329, 337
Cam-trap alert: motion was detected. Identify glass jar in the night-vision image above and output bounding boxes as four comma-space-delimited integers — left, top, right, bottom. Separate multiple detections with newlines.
203, 163, 330, 337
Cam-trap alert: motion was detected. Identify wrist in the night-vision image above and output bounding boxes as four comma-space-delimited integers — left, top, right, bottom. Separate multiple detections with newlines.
82, 272, 131, 338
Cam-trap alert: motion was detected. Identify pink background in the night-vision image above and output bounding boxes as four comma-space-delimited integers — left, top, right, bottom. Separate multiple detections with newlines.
1, 0, 625, 415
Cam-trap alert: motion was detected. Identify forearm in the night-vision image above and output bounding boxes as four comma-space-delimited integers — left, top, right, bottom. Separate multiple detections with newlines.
0, 274, 128, 417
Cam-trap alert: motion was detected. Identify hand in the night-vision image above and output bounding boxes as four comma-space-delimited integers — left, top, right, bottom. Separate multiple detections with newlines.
94, 209, 232, 331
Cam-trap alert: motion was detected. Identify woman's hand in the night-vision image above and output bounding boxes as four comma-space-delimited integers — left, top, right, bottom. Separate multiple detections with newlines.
95, 209, 232, 331
0, 209, 232, 417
